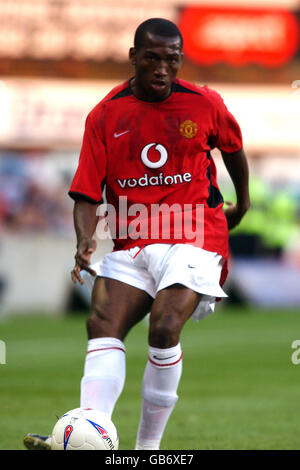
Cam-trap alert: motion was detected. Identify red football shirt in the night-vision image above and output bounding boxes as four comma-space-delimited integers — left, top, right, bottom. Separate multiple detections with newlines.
69, 78, 243, 275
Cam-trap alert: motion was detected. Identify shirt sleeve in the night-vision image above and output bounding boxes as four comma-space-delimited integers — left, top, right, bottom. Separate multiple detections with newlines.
69, 112, 107, 204
209, 91, 243, 154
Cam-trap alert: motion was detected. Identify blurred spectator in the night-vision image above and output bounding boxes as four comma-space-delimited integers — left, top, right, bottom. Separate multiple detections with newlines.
222, 176, 299, 258
0, 151, 73, 235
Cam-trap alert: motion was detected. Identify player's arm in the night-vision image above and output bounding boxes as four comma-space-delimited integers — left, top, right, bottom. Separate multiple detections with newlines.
71, 200, 99, 285
69, 111, 107, 284
221, 147, 250, 230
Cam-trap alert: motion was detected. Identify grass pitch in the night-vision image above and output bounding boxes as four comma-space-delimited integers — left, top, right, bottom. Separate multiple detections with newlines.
0, 306, 299, 450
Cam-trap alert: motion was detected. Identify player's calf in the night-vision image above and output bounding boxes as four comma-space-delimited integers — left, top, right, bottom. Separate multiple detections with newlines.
135, 343, 183, 450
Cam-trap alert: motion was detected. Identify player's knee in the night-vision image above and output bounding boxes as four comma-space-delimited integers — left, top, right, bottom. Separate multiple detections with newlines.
149, 314, 182, 348
86, 309, 113, 339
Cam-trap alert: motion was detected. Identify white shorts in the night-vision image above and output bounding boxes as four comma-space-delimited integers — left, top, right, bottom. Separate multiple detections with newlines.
82, 244, 227, 322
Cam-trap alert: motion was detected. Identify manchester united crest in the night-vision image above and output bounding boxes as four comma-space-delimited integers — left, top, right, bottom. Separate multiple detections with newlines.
179, 120, 198, 139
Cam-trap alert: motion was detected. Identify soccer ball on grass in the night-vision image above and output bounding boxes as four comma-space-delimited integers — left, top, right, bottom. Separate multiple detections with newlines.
51, 407, 118, 450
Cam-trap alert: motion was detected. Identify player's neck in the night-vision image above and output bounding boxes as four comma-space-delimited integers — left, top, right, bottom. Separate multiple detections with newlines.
129, 77, 173, 103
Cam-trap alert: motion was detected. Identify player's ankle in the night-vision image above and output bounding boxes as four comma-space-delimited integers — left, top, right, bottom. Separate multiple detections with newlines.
135, 439, 160, 450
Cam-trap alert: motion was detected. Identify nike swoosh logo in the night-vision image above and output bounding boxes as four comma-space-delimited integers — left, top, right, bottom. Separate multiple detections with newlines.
114, 130, 130, 138
188, 265, 196, 268
153, 354, 177, 361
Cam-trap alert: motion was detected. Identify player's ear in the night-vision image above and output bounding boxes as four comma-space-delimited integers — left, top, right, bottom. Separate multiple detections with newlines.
129, 47, 137, 66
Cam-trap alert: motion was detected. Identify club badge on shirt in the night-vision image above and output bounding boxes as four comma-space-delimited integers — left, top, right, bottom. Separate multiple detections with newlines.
180, 120, 198, 139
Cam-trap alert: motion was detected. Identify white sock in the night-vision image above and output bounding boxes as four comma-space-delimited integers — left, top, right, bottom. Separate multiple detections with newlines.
135, 343, 183, 450
80, 337, 126, 418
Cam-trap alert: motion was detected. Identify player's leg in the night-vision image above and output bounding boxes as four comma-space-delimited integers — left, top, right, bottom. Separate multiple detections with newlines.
135, 284, 200, 450
81, 276, 153, 418
86, 276, 152, 340
23, 276, 152, 450
148, 283, 200, 347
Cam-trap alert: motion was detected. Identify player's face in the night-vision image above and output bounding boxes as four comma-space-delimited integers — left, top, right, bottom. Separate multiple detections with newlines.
129, 33, 183, 102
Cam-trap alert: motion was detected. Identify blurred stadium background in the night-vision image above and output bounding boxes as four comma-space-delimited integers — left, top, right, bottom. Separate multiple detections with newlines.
1, 0, 300, 313
1, 0, 300, 450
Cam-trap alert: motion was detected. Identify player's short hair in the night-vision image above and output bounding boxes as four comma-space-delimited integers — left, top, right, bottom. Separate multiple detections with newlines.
134, 18, 183, 51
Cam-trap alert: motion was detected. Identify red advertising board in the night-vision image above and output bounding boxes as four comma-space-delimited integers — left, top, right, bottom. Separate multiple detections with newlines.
178, 6, 299, 67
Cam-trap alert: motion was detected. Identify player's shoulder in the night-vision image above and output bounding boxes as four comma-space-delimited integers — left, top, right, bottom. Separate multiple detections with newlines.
99, 80, 132, 105
174, 78, 224, 106
88, 80, 131, 121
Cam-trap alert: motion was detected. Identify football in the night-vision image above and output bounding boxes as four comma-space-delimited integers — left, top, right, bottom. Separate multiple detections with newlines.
51, 407, 119, 450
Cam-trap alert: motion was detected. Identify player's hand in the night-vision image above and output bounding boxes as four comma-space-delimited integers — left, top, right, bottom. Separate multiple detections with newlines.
223, 201, 248, 230
71, 238, 97, 285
